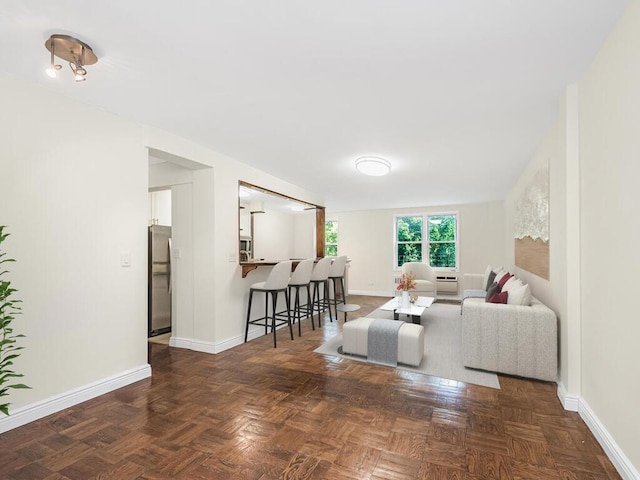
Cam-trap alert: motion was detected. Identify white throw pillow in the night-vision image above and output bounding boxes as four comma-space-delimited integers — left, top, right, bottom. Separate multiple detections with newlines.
508, 284, 532, 306
493, 269, 504, 283
483, 265, 492, 289
503, 277, 522, 294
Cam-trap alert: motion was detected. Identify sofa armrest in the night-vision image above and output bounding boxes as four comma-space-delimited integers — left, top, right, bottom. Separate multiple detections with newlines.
463, 273, 485, 291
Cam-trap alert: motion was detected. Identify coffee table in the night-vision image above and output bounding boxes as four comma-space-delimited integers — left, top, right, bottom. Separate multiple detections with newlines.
379, 296, 435, 324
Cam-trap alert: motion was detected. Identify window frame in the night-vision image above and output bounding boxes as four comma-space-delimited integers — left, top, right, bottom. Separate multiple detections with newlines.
393, 212, 459, 271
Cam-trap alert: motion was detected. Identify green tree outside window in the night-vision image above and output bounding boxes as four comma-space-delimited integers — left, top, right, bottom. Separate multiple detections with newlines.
428, 215, 457, 268
396, 216, 422, 267
325, 221, 338, 256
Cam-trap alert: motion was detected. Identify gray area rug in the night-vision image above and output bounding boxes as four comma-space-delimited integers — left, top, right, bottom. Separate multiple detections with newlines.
314, 302, 500, 389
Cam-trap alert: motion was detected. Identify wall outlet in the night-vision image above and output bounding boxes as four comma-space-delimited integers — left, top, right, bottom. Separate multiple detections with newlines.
229, 252, 238, 262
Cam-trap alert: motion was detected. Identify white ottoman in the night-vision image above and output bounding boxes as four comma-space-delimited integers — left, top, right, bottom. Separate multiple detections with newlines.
342, 317, 424, 367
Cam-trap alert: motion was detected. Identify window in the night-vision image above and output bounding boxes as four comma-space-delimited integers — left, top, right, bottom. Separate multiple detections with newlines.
325, 220, 338, 256
394, 214, 458, 269
396, 216, 423, 266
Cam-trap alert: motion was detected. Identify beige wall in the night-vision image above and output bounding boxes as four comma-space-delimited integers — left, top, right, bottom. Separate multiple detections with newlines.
0, 75, 149, 411
330, 201, 506, 296
578, 0, 640, 470
505, 1, 640, 473
0, 74, 324, 425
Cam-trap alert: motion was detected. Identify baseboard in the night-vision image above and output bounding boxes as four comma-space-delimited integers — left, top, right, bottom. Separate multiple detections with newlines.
578, 398, 640, 480
170, 324, 290, 354
556, 381, 580, 411
0, 364, 152, 434
556, 382, 639, 479
349, 290, 393, 297
170, 336, 218, 353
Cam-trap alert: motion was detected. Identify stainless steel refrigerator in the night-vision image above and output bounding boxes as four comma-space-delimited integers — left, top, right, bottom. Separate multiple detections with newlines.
148, 225, 171, 337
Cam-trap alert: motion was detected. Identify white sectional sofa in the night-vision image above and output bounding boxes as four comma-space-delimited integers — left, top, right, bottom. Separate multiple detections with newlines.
460, 271, 558, 381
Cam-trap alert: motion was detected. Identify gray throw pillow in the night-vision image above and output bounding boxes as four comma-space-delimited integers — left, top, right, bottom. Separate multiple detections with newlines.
485, 270, 497, 291
485, 281, 500, 301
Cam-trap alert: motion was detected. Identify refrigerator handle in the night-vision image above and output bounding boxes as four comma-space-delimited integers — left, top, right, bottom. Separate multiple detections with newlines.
167, 238, 172, 294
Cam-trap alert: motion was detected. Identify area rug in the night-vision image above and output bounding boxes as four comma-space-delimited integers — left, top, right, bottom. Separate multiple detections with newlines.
314, 302, 500, 389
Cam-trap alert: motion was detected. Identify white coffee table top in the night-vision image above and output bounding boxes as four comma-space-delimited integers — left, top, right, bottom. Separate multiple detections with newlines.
379, 296, 435, 316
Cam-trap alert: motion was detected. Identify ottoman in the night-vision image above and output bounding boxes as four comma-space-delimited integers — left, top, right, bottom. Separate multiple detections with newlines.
342, 317, 424, 367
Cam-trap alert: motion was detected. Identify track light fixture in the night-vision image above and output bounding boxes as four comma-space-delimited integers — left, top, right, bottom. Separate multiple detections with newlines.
45, 34, 97, 82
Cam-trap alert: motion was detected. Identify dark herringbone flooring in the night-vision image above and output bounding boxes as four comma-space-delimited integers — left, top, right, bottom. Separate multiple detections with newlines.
0, 295, 621, 479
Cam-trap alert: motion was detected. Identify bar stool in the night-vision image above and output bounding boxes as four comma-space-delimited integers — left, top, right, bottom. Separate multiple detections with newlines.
244, 260, 293, 348
287, 258, 315, 336
309, 257, 333, 327
327, 255, 348, 319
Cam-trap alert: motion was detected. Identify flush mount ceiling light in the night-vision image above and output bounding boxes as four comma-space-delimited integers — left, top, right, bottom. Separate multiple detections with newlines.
45, 34, 98, 82
355, 156, 391, 176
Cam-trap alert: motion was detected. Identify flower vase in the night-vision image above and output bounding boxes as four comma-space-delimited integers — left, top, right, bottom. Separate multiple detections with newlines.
400, 290, 411, 309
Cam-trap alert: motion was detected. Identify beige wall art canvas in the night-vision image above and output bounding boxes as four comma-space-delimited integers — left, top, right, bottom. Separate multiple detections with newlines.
514, 160, 550, 279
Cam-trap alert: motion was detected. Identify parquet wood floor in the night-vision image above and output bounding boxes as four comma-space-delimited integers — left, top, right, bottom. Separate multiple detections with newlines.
0, 296, 620, 479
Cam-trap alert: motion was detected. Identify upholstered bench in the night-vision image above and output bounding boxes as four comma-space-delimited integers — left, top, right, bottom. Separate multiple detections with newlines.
342, 317, 424, 367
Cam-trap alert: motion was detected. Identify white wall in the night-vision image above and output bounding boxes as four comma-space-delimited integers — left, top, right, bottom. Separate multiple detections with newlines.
293, 212, 316, 259
0, 75, 149, 415
0, 74, 324, 429
330, 201, 506, 296
148, 189, 172, 226
253, 209, 295, 261
578, 0, 640, 471
142, 128, 324, 350
504, 2, 640, 474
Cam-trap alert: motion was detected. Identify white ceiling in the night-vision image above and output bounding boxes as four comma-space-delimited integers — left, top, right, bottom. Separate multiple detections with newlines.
0, 0, 629, 212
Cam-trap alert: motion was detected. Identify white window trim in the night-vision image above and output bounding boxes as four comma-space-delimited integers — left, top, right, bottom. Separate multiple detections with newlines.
393, 212, 459, 271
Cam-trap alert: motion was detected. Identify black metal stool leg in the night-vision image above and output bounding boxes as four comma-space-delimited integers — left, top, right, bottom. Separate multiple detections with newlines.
324, 280, 334, 323
285, 289, 293, 340
306, 284, 314, 330
294, 286, 302, 336
244, 289, 254, 342
271, 291, 278, 348
265, 291, 269, 335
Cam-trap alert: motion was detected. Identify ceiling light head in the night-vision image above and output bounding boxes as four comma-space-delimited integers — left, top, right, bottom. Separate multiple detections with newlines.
355, 156, 391, 176
45, 64, 62, 78
45, 34, 97, 82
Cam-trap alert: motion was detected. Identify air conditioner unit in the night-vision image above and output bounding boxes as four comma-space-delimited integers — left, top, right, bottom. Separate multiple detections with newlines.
436, 274, 458, 294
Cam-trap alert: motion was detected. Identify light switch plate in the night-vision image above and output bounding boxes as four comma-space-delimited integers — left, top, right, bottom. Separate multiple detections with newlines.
120, 252, 131, 267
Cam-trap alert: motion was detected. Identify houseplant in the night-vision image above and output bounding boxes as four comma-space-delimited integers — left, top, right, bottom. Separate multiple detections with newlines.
0, 226, 29, 415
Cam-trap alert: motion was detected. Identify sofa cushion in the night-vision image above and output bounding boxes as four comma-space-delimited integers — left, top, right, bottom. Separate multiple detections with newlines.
508, 284, 532, 306
485, 282, 501, 301
488, 291, 509, 304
